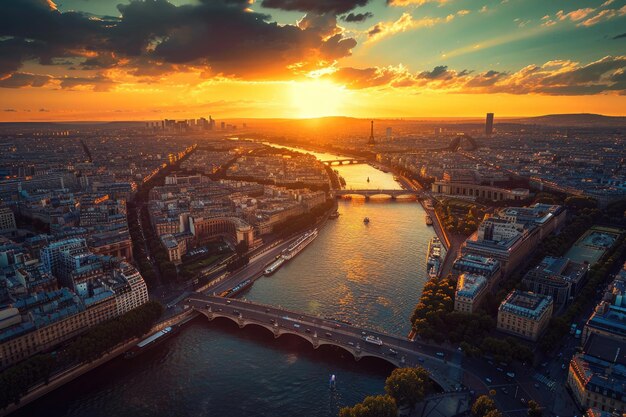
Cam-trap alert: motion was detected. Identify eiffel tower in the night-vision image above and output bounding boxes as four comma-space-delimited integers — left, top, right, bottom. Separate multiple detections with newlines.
367, 120, 375, 145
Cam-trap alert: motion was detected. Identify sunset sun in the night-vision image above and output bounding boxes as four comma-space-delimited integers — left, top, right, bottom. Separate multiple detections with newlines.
290, 80, 348, 118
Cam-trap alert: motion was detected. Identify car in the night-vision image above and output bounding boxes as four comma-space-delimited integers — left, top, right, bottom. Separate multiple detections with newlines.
496, 367, 503, 372
217, 308, 223, 312
389, 349, 398, 356
265, 308, 270, 313
348, 341, 355, 346
335, 324, 341, 328
502, 388, 509, 395
561, 363, 566, 369
457, 347, 462, 351
325, 332, 332, 337
485, 378, 492, 384
305, 328, 311, 333
226, 300, 231, 304
293, 324, 300, 329
233, 310, 240, 315
436, 352, 445, 357
418, 357, 425, 363
534, 383, 540, 389
520, 398, 526, 405
361, 331, 367, 336
270, 319, 276, 324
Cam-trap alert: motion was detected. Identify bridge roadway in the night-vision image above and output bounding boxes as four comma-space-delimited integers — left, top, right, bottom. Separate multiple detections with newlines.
334, 189, 422, 199
322, 159, 367, 165
185, 295, 463, 391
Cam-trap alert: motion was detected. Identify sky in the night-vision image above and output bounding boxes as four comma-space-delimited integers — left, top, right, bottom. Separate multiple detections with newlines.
0, 0, 625, 121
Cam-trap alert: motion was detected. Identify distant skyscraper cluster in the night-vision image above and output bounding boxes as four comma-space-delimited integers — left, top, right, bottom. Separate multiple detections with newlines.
145, 117, 244, 132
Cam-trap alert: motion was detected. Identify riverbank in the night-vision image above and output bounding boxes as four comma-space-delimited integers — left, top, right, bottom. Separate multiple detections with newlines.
0, 309, 196, 417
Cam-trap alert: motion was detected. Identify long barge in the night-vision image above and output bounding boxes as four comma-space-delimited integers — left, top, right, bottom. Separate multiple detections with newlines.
124, 326, 179, 359
426, 236, 442, 278
282, 229, 318, 261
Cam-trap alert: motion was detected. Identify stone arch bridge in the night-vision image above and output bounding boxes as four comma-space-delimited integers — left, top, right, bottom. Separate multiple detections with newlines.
185, 295, 461, 390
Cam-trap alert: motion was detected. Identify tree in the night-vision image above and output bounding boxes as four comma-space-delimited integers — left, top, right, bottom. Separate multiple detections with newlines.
384, 367, 430, 409
485, 410, 503, 417
472, 395, 497, 417
527, 400, 542, 417
339, 395, 397, 417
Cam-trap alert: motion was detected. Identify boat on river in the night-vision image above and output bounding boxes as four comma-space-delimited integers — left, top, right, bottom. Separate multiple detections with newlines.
426, 237, 442, 278
363, 217, 370, 224
425, 214, 433, 226
264, 257, 286, 276
125, 326, 179, 359
282, 229, 318, 260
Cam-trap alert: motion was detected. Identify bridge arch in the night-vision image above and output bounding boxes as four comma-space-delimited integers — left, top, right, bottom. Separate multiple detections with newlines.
191, 305, 449, 390
368, 194, 393, 200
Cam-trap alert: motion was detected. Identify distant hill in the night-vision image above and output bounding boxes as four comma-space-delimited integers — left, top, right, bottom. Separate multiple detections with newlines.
509, 113, 626, 127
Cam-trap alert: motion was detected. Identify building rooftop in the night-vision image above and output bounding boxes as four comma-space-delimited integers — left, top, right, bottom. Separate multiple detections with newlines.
570, 334, 626, 403
456, 273, 487, 299
499, 290, 553, 320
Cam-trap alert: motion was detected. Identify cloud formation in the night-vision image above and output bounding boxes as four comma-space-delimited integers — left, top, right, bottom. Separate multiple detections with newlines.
542, 4, 626, 28
0, 0, 359, 87
0, 72, 52, 88
341, 12, 374, 22
261, 0, 369, 14
326, 56, 626, 95
386, 0, 449, 6
366, 9, 468, 43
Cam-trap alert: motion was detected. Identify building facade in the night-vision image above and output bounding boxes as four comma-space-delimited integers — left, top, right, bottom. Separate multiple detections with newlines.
497, 290, 553, 341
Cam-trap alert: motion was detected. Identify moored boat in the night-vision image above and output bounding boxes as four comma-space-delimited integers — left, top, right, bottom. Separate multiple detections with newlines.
125, 326, 179, 359
264, 257, 286, 276
282, 229, 318, 261
426, 237, 442, 278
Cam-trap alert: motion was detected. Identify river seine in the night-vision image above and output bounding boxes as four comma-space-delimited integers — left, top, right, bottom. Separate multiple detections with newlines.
14, 147, 436, 417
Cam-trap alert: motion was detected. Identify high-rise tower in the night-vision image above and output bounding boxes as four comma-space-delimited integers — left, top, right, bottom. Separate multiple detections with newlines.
368, 120, 375, 145
485, 113, 494, 135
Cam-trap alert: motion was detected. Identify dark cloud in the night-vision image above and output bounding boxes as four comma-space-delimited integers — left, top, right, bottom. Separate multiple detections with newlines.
3, 109, 17, 112
0, 0, 358, 84
341, 12, 374, 22
260, 0, 369, 14
0, 72, 52, 88
329, 66, 415, 89
39, 108, 49, 112
329, 56, 626, 95
57, 74, 117, 92
542, 56, 626, 85
613, 32, 626, 39
464, 70, 506, 87
368, 24, 383, 36
418, 65, 451, 79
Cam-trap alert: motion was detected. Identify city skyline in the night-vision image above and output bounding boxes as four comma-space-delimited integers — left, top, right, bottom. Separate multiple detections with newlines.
1, 0, 626, 121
